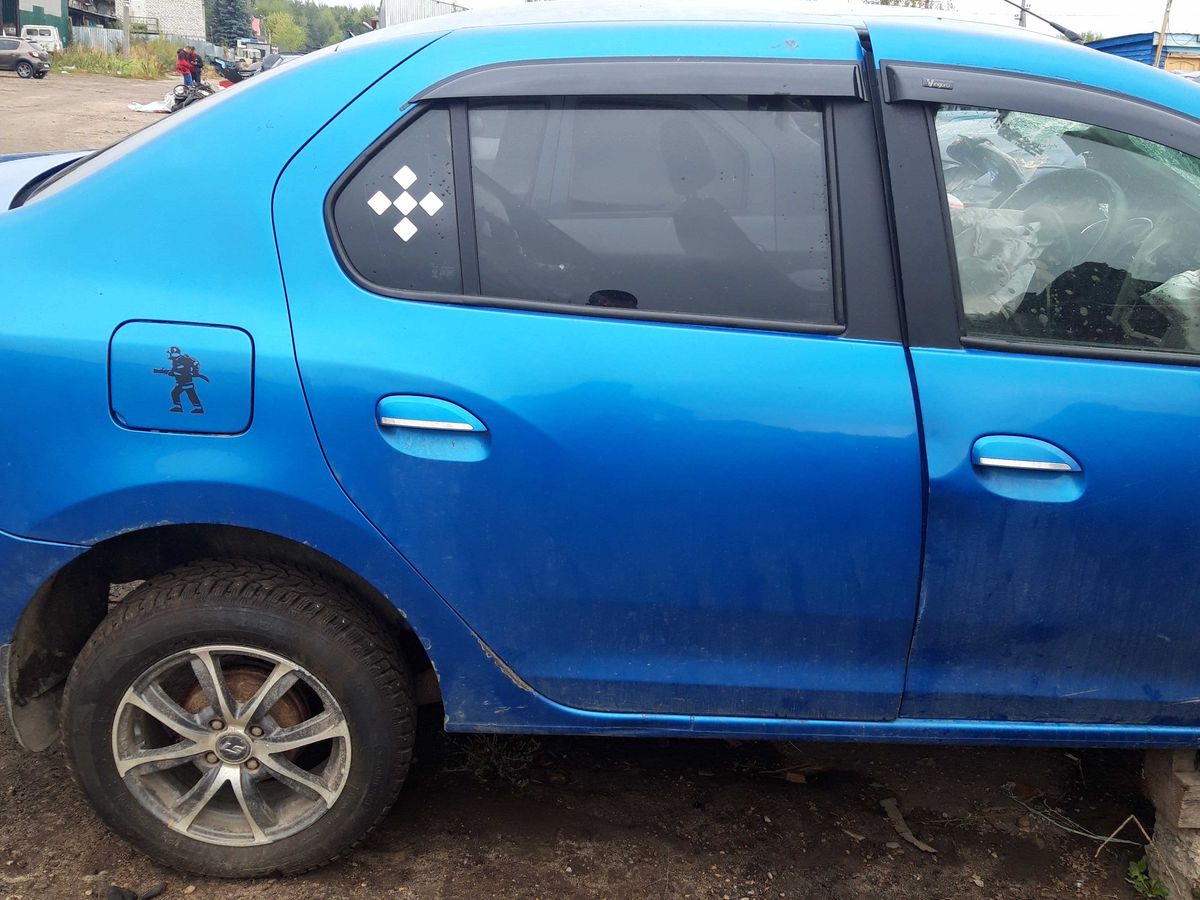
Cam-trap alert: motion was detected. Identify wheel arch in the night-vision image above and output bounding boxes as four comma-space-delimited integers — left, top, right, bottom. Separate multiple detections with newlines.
8, 523, 442, 751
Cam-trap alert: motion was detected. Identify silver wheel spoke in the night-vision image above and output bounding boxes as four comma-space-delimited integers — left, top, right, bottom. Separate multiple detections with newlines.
114, 644, 353, 847
231, 769, 277, 844
170, 765, 228, 833
259, 709, 348, 755
258, 754, 339, 806
116, 741, 207, 777
190, 650, 237, 722
236, 661, 300, 724
123, 683, 210, 742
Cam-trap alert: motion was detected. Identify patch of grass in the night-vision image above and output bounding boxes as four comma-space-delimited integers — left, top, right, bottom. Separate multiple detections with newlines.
449, 735, 541, 789
53, 39, 180, 79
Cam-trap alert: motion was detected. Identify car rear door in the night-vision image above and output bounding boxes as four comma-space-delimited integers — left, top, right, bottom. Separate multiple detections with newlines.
0, 40, 18, 70
275, 24, 924, 721
878, 50, 1200, 724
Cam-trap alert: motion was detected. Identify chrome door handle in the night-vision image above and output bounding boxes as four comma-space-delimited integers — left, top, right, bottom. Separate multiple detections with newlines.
974, 456, 1073, 472
376, 395, 487, 433
379, 416, 476, 432
971, 435, 1081, 473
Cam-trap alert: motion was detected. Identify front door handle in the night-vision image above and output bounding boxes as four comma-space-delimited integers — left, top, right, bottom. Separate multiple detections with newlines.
971, 435, 1081, 473
377, 395, 487, 433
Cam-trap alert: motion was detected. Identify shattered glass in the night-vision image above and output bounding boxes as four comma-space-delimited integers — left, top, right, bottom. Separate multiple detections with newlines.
935, 105, 1200, 354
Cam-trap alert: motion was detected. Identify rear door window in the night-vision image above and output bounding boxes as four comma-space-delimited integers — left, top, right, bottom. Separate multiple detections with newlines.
330, 107, 461, 295
468, 97, 835, 324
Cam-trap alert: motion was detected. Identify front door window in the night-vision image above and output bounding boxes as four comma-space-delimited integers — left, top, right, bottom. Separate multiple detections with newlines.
934, 105, 1200, 355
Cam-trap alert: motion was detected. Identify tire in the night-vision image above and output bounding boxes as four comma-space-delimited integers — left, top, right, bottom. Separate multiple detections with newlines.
62, 559, 415, 877
33, 71, 46, 79
15, 61, 33, 79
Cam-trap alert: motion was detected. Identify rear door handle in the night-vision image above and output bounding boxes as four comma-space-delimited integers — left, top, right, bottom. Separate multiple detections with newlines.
971, 435, 1081, 473
377, 395, 487, 433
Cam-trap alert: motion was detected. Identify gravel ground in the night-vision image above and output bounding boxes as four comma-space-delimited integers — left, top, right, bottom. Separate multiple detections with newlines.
0, 71, 1159, 900
0, 70, 176, 155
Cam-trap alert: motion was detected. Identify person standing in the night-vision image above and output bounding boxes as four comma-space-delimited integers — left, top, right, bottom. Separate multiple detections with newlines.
176, 48, 193, 87
187, 46, 203, 86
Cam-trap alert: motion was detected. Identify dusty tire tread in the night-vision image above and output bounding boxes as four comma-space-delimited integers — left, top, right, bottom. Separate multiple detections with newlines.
62, 558, 415, 877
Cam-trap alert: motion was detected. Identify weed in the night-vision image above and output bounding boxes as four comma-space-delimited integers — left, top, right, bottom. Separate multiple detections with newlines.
448, 735, 541, 789
1127, 856, 1169, 899
53, 39, 181, 80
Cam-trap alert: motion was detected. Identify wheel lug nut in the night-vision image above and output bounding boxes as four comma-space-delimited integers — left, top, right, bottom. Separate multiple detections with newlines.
249, 725, 264, 737
209, 719, 225, 731
246, 758, 260, 771
205, 752, 218, 764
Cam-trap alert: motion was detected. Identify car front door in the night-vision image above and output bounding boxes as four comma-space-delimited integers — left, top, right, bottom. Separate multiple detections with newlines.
881, 61, 1200, 724
0, 40, 18, 71
275, 26, 924, 721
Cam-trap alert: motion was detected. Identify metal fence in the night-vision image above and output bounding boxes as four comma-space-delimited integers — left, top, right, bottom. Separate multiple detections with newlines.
70, 25, 217, 56
378, 0, 466, 28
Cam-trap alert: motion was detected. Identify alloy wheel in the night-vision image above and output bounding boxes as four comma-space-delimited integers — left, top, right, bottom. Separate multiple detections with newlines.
110, 644, 351, 847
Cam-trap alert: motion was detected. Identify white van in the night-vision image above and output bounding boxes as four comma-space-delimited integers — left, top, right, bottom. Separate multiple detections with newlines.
19, 25, 62, 54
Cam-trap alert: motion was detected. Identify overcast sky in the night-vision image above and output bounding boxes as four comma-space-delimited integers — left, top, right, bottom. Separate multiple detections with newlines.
320, 0, 1197, 44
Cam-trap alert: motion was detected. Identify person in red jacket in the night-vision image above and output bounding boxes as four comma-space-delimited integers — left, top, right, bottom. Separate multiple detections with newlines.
187, 46, 203, 86
176, 48, 193, 87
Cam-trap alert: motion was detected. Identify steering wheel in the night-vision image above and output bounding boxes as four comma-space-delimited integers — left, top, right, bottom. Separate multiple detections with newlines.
998, 168, 1127, 261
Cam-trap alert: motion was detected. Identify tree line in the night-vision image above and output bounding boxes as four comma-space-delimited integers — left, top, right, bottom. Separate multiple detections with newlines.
206, 0, 378, 52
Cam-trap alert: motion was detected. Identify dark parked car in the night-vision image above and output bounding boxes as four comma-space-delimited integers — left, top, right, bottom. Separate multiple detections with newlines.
0, 36, 49, 78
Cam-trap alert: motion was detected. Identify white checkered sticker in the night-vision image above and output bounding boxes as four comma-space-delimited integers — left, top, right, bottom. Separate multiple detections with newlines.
367, 165, 446, 243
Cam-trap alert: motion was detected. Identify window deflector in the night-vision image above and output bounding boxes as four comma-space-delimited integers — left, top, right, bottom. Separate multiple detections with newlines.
883, 61, 1200, 365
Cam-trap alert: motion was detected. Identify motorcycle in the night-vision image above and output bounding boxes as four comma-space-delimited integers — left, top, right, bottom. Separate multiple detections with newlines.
209, 53, 297, 85
208, 56, 248, 84
168, 80, 215, 113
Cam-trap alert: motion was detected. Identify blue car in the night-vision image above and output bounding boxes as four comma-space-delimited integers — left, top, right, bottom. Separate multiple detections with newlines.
2, 2, 1199, 876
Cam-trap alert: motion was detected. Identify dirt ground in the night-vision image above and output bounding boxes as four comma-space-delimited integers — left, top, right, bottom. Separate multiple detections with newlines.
0, 71, 176, 155
0, 72, 1162, 900
0, 720, 1159, 900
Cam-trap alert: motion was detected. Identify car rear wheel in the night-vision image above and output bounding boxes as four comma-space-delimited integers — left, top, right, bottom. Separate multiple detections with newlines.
15, 61, 34, 78
62, 559, 415, 877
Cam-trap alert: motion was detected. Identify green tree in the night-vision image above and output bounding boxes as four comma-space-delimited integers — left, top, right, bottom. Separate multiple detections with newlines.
1077, 30, 1104, 43
253, 0, 291, 17
265, 10, 306, 51
241, 1, 377, 49
211, 0, 251, 47
333, 4, 378, 37
304, 6, 341, 49
203, 0, 217, 40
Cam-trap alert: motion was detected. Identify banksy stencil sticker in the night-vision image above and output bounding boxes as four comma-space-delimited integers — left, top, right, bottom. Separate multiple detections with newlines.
154, 346, 209, 414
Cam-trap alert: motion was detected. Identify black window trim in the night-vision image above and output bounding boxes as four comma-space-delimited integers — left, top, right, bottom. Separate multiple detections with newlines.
882, 59, 1200, 366
413, 57, 867, 103
325, 90, 856, 337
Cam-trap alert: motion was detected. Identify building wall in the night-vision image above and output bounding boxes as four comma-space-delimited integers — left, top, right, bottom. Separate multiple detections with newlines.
128, 0, 204, 39
1087, 32, 1200, 69
1166, 53, 1200, 73
379, 0, 463, 28
68, 0, 118, 27
16, 0, 69, 42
